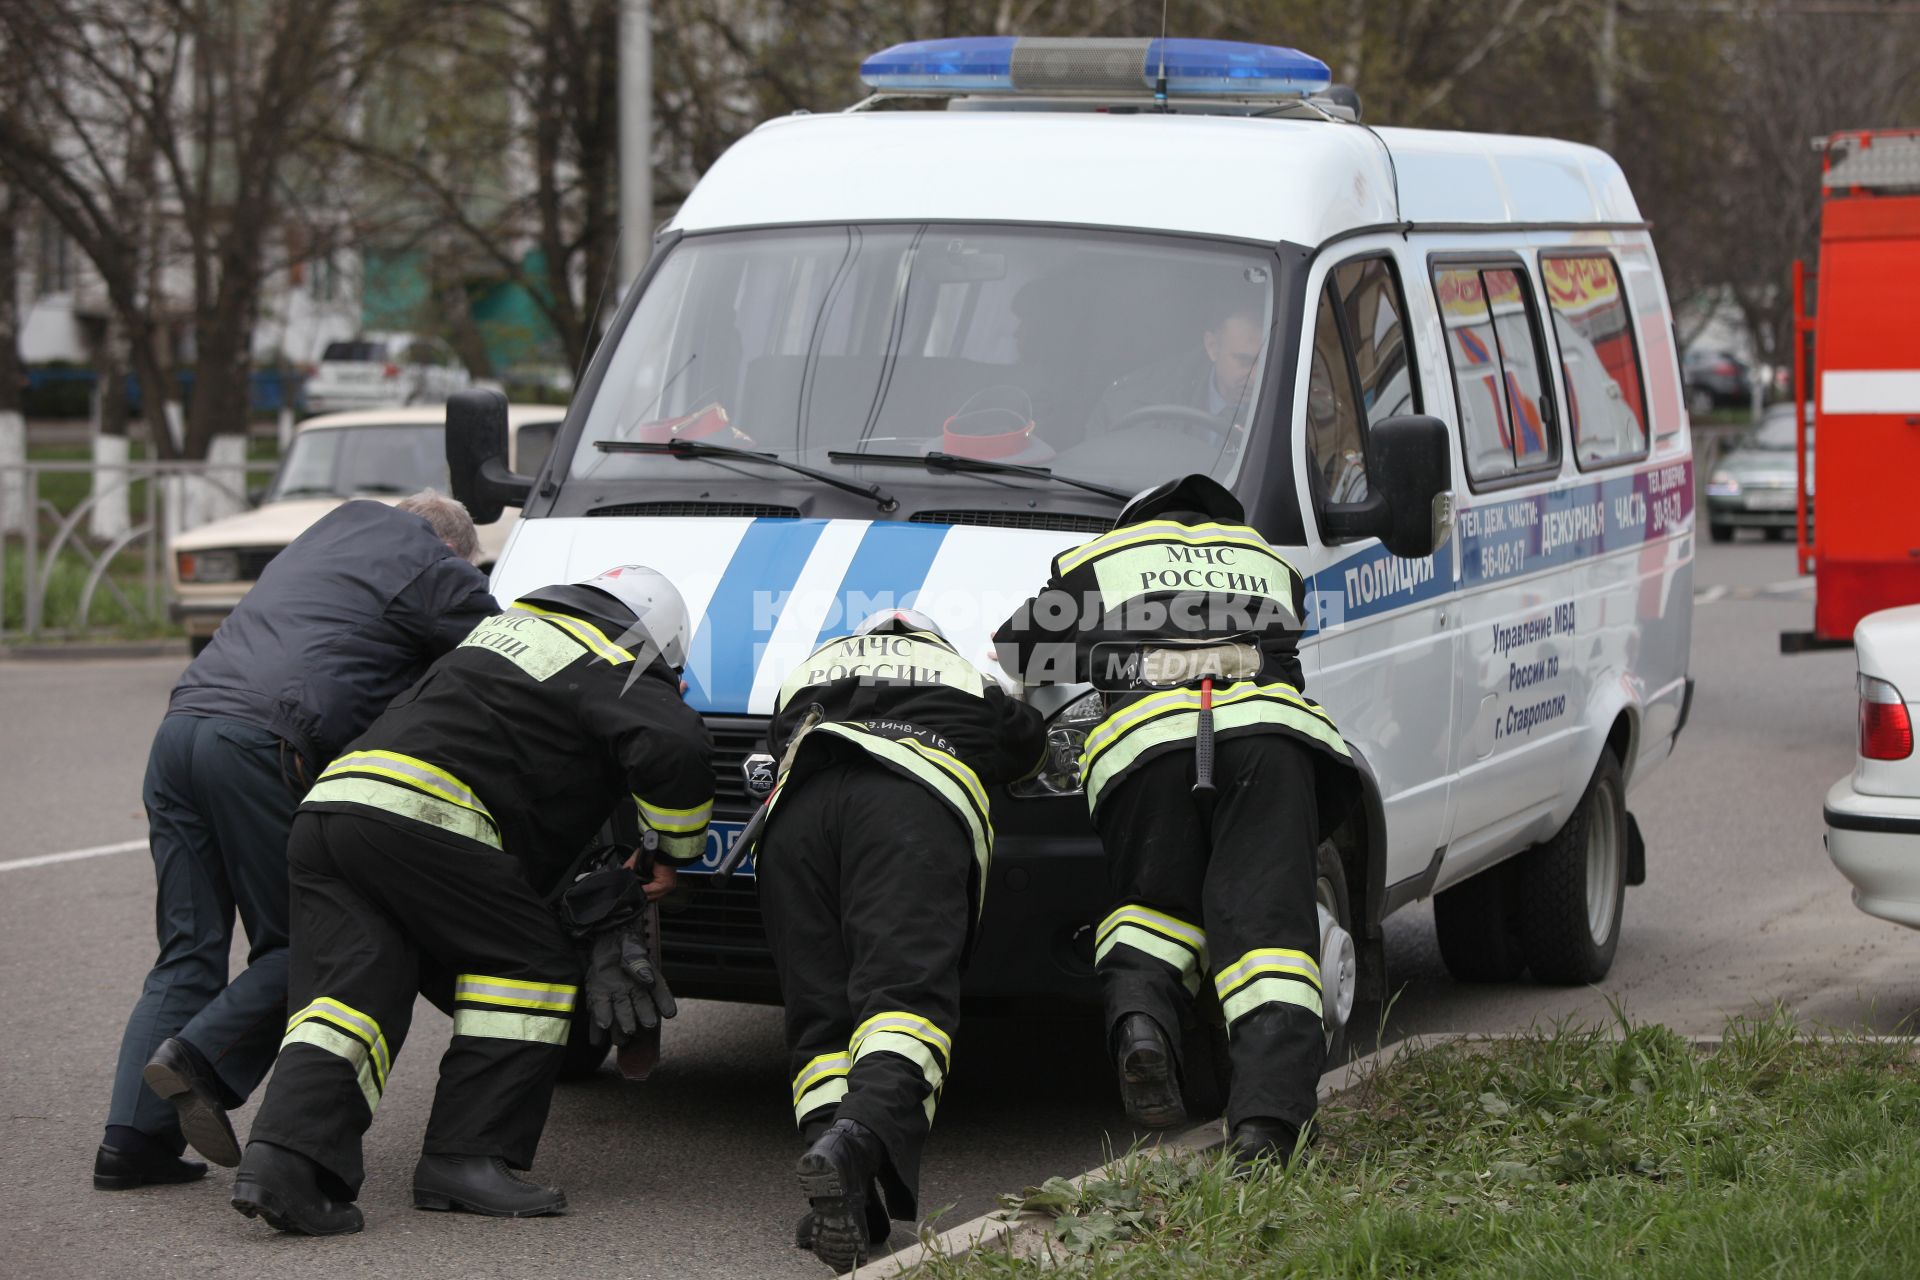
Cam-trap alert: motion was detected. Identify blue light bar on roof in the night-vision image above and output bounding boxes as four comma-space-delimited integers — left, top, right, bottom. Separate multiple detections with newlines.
859, 36, 1331, 99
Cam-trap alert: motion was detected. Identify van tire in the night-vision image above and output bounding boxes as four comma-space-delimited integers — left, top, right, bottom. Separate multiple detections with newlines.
1314, 840, 1354, 1066
1516, 749, 1627, 985
1434, 860, 1527, 983
1708, 522, 1733, 544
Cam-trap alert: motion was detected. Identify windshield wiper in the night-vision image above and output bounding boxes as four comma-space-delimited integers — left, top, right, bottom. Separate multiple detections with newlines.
275, 486, 340, 499
595, 439, 898, 512
826, 450, 1131, 502
353, 483, 409, 495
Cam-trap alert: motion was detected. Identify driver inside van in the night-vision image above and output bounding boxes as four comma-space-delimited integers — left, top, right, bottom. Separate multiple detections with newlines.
1306, 349, 1369, 503
1082, 301, 1266, 439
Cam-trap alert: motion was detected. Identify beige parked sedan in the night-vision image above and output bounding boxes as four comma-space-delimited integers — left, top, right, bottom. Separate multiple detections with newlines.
170, 405, 563, 653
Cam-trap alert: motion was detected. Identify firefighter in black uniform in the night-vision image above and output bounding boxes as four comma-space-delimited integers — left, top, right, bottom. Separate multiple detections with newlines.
995, 475, 1354, 1167
751, 610, 1046, 1272
229, 566, 713, 1236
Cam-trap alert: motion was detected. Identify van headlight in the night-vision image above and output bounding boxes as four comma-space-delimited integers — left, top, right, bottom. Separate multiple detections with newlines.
1010, 690, 1106, 798
177, 549, 239, 583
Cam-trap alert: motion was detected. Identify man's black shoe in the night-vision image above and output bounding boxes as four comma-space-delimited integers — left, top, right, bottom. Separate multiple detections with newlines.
1227, 1116, 1302, 1172
230, 1141, 364, 1235
795, 1119, 887, 1272
142, 1037, 241, 1168
412, 1153, 567, 1217
93, 1142, 207, 1191
1113, 1013, 1187, 1129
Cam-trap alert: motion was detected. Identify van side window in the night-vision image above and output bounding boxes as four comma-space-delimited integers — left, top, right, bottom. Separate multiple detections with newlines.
1432, 262, 1561, 486
1540, 254, 1649, 469
1307, 255, 1418, 512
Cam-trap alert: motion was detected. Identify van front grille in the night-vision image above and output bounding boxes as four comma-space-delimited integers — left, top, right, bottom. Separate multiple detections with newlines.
911, 509, 1114, 534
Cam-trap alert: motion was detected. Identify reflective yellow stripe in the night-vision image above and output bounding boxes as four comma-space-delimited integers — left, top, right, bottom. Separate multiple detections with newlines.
302, 776, 502, 849
508, 603, 634, 665
1084, 682, 1330, 765
1095, 922, 1207, 996
1058, 521, 1278, 575
851, 1010, 953, 1064
1214, 948, 1322, 999
1221, 974, 1324, 1027
282, 1021, 382, 1114
635, 795, 713, 834
287, 996, 391, 1083
795, 1077, 848, 1123
324, 750, 490, 815
854, 1030, 948, 1092
452, 1008, 571, 1044
454, 974, 579, 1013
1081, 688, 1350, 812
791, 1051, 852, 1105
1095, 904, 1207, 955
654, 830, 707, 864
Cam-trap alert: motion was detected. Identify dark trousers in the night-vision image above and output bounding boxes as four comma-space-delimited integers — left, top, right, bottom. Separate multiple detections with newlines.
247, 811, 581, 1197
1093, 732, 1326, 1130
107, 714, 303, 1150
757, 759, 970, 1221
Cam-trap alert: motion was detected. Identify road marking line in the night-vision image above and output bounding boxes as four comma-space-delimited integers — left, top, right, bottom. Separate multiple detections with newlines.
0, 838, 147, 873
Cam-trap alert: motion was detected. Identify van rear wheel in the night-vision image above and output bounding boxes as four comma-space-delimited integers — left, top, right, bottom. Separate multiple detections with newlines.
1516, 749, 1628, 984
1433, 860, 1527, 983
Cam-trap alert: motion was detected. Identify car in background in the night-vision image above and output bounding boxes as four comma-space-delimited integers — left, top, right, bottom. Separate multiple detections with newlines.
1684, 348, 1753, 416
1826, 605, 1920, 929
170, 404, 563, 654
1705, 403, 1813, 542
304, 333, 472, 414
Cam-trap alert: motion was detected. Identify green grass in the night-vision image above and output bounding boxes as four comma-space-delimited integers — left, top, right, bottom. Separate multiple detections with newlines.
2, 542, 176, 638
923, 1010, 1920, 1278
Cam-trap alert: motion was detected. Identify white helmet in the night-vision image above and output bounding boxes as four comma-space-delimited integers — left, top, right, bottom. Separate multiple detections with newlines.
584, 565, 690, 670
853, 607, 947, 643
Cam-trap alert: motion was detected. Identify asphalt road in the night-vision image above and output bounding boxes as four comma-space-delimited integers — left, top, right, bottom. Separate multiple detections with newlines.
2, 530, 1908, 1279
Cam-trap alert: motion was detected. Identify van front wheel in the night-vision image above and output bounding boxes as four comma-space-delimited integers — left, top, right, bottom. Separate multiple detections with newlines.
1517, 749, 1628, 984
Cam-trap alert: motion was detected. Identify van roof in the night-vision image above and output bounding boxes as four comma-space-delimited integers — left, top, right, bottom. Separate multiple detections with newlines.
296, 404, 567, 432
670, 112, 1642, 247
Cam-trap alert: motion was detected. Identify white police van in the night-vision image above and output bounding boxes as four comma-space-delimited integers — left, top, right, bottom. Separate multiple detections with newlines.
449, 36, 1694, 1028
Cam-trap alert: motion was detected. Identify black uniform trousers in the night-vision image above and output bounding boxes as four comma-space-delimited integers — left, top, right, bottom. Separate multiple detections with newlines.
757, 758, 970, 1221
1093, 732, 1326, 1131
108, 714, 303, 1151
247, 811, 581, 1197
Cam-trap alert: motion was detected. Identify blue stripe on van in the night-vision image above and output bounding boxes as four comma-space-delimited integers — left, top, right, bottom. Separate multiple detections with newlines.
813, 521, 952, 648
684, 519, 828, 713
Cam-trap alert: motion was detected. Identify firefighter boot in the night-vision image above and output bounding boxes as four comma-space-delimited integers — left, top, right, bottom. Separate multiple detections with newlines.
796, 1118, 887, 1272
142, 1037, 241, 1167
231, 1141, 364, 1236
412, 1154, 568, 1217
1113, 1013, 1187, 1129
1227, 1117, 1302, 1173
793, 1192, 893, 1252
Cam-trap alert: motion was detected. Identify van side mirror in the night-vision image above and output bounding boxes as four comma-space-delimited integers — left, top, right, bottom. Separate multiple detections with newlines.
1319, 414, 1453, 559
446, 388, 532, 525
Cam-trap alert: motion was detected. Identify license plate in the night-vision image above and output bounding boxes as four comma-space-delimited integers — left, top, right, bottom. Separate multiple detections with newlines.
1748, 491, 1795, 511
684, 819, 754, 878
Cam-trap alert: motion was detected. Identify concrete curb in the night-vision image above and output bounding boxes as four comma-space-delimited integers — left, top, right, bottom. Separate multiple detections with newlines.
857, 1029, 1920, 1276
1, 640, 187, 660
851, 1034, 1450, 1279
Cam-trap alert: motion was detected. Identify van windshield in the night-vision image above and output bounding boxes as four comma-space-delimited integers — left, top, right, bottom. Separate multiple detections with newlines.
568, 225, 1276, 495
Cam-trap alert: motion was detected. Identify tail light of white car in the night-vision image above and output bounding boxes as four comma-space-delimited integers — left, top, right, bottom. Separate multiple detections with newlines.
1859, 674, 1913, 761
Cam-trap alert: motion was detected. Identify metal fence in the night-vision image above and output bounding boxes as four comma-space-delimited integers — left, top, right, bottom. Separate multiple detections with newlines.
1, 458, 280, 642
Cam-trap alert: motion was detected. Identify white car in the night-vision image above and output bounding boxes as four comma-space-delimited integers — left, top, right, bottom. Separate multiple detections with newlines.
171, 405, 564, 653
304, 332, 471, 415
1826, 605, 1920, 927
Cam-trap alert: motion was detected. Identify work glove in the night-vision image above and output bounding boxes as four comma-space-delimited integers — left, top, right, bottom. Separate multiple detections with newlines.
584, 910, 678, 1045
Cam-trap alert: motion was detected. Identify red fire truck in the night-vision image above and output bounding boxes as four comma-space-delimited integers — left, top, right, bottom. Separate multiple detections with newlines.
1783, 128, 1920, 652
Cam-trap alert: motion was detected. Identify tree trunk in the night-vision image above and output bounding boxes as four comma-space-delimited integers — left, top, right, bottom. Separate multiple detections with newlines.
0, 183, 25, 536
89, 314, 133, 542
179, 299, 252, 527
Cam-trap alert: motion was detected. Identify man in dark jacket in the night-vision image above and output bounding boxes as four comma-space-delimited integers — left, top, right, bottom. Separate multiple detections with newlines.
96, 493, 496, 1192
229, 566, 712, 1236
